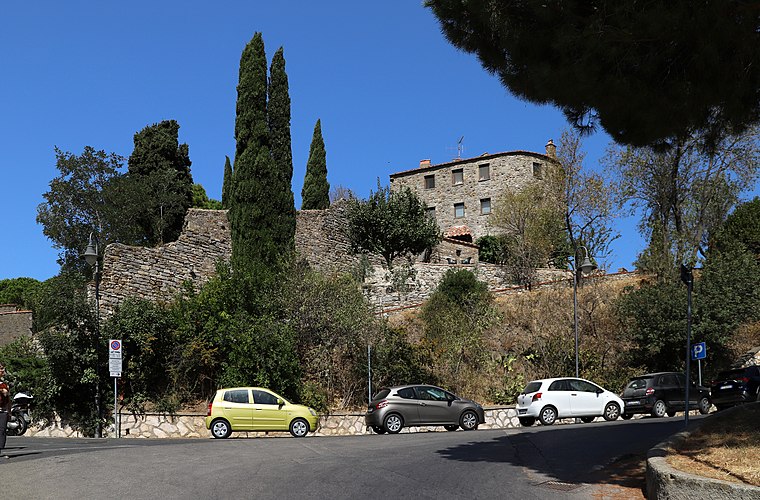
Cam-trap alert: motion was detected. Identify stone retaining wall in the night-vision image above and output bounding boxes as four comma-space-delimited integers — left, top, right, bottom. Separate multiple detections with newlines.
27, 407, 525, 439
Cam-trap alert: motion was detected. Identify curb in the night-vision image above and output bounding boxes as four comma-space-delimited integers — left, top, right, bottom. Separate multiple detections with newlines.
646, 410, 760, 499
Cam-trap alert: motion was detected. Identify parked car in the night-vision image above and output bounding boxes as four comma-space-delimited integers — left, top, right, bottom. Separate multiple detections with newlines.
621, 372, 710, 418
364, 384, 485, 434
205, 387, 319, 438
710, 366, 760, 410
516, 377, 624, 426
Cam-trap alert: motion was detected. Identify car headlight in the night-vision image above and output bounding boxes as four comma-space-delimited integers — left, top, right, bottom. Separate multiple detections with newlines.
309, 408, 317, 416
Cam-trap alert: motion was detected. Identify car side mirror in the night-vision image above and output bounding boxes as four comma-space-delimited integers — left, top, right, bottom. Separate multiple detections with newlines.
277, 398, 284, 406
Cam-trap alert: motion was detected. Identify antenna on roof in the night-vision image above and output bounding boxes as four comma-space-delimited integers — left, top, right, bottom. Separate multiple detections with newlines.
447, 136, 465, 160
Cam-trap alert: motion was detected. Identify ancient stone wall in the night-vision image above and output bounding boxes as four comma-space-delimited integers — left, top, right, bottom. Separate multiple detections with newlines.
294, 201, 361, 276
98, 204, 630, 317
0, 304, 32, 346
98, 209, 232, 318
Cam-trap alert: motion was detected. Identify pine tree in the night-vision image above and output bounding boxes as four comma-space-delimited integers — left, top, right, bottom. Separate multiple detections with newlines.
267, 47, 296, 249
301, 119, 330, 210
221, 156, 232, 209
229, 32, 295, 273
127, 120, 193, 244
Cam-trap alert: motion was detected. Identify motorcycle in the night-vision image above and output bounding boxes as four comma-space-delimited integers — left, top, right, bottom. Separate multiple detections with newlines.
6, 391, 33, 436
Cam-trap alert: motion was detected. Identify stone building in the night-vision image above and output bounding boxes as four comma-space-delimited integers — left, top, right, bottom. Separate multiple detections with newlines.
0, 304, 33, 346
389, 140, 558, 244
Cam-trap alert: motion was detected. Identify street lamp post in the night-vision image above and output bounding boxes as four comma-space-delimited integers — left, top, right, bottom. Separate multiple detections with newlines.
572, 246, 597, 378
84, 233, 102, 439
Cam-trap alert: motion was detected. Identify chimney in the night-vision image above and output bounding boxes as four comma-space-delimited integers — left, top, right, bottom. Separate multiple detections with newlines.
419, 159, 431, 168
545, 139, 556, 159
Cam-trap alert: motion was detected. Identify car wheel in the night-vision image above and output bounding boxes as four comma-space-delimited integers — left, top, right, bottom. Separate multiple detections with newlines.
210, 418, 231, 439
518, 417, 535, 427
383, 413, 403, 434
371, 425, 386, 434
651, 400, 667, 418
698, 397, 711, 415
581, 416, 595, 423
289, 418, 309, 438
603, 402, 621, 421
621, 413, 633, 420
444, 425, 459, 431
460, 410, 479, 431
539, 406, 558, 426
666, 410, 676, 417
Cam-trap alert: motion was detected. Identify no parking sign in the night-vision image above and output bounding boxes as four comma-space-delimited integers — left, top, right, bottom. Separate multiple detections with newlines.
109, 339, 122, 377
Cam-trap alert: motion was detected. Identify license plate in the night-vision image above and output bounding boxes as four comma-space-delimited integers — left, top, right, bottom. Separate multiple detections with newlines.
518, 409, 527, 415
626, 401, 640, 406
720, 385, 732, 390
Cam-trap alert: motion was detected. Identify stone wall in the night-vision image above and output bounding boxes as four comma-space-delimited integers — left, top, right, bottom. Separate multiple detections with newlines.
98, 209, 232, 318
389, 147, 557, 241
27, 405, 632, 439
25, 407, 526, 439
97, 204, 632, 318
294, 201, 362, 276
0, 304, 32, 346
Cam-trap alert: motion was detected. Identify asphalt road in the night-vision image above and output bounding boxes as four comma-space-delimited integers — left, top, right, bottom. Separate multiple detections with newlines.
1, 416, 703, 499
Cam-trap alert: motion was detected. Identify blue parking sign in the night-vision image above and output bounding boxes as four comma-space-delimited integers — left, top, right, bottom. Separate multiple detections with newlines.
691, 342, 706, 360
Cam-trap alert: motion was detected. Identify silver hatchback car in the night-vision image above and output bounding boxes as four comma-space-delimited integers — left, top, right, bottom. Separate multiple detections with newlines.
365, 384, 485, 434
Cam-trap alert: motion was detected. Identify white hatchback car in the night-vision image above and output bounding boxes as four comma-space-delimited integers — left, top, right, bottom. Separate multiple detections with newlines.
516, 377, 624, 426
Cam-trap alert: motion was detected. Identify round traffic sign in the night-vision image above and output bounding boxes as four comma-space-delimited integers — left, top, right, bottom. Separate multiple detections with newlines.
110, 340, 121, 351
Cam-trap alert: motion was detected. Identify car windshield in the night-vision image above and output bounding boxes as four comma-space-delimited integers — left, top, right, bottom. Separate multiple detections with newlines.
522, 381, 542, 394
626, 378, 650, 390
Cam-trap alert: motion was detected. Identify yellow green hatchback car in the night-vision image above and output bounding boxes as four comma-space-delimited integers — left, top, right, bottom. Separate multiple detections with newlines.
205, 387, 319, 438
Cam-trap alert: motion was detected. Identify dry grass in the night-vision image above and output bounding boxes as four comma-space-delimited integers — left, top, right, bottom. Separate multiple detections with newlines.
668, 403, 760, 486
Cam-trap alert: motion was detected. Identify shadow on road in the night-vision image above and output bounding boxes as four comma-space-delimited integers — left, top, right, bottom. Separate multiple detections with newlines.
436, 418, 689, 494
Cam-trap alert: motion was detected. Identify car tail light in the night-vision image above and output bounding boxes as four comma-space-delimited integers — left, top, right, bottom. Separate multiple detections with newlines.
376, 400, 388, 409
739, 377, 749, 383
532, 392, 542, 402
645, 388, 655, 396
207, 403, 213, 416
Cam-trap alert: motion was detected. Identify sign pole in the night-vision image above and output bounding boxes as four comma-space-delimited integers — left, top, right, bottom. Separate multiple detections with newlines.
114, 377, 118, 438
698, 359, 702, 387
108, 339, 123, 439
680, 265, 693, 428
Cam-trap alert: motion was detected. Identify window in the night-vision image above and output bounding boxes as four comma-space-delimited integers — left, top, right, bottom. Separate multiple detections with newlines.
424, 174, 435, 189
426, 206, 436, 218
252, 390, 279, 405
223, 390, 249, 404
452, 168, 463, 185
480, 198, 491, 215
548, 380, 571, 391
397, 387, 416, 399
478, 163, 490, 181
454, 203, 465, 218
569, 379, 599, 392
415, 386, 448, 401
532, 162, 543, 179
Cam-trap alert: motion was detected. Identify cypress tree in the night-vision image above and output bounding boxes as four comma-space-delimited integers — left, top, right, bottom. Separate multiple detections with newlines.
301, 119, 330, 210
229, 32, 280, 273
267, 47, 296, 249
221, 156, 232, 209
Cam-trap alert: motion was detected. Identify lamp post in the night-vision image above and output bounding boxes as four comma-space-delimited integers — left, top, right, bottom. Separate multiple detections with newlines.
572, 246, 597, 378
84, 233, 102, 438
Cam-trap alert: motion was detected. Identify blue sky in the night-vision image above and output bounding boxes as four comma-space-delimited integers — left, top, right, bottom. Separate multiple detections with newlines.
0, 1, 677, 281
